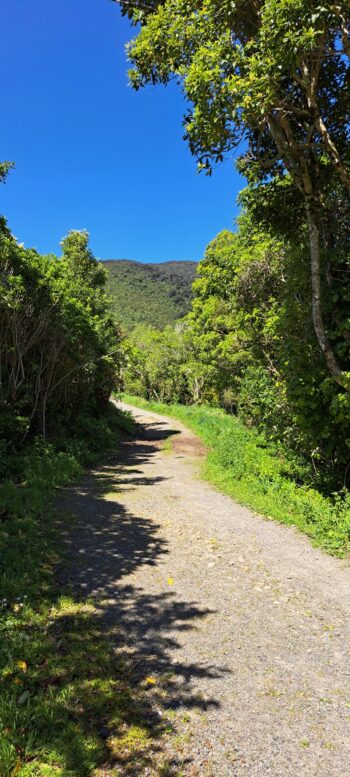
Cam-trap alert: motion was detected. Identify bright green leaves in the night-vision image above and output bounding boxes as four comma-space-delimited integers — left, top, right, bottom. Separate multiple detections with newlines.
123, 323, 195, 403
116, 0, 350, 476
0, 161, 15, 184
0, 221, 123, 446
120, 0, 350, 192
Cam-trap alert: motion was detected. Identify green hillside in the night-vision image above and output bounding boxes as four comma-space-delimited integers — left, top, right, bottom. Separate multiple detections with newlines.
102, 259, 197, 330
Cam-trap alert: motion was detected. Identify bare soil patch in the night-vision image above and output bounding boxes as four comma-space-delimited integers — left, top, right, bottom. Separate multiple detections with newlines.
170, 434, 207, 457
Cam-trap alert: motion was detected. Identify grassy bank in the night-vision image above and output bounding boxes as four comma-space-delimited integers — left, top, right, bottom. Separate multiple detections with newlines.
0, 403, 158, 777
122, 394, 350, 557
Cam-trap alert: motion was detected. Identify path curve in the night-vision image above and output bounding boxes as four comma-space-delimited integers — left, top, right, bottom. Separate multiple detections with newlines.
61, 402, 350, 776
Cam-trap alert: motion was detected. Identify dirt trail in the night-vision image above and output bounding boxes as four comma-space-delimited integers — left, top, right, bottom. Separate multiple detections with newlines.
60, 402, 350, 776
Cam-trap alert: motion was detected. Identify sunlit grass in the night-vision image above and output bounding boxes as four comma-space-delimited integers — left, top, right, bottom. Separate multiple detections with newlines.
0, 590, 156, 775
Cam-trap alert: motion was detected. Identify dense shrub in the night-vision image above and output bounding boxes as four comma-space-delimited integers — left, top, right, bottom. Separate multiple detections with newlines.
0, 220, 123, 456
122, 219, 350, 491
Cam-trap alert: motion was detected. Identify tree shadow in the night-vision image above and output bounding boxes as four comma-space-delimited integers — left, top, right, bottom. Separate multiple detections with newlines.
28, 417, 227, 775
42, 581, 222, 776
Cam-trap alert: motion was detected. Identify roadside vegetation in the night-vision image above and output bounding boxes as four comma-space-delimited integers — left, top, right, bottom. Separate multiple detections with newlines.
123, 218, 350, 494
0, 213, 144, 775
0, 402, 140, 777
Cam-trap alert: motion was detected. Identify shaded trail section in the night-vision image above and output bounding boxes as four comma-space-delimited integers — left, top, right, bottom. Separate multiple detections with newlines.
56, 402, 350, 776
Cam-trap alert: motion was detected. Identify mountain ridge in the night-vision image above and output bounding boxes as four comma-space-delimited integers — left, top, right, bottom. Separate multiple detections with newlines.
101, 258, 197, 331
101, 259, 194, 265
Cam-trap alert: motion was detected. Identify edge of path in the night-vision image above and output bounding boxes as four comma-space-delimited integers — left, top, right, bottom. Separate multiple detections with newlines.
117, 399, 350, 614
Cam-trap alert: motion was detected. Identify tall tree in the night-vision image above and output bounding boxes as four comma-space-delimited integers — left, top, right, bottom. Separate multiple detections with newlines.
116, 0, 350, 381
0, 223, 122, 443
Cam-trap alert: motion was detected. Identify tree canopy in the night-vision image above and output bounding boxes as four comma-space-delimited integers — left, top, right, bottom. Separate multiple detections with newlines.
117, 0, 350, 381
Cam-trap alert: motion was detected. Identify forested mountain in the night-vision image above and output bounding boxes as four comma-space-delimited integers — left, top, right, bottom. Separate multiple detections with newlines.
103, 259, 197, 330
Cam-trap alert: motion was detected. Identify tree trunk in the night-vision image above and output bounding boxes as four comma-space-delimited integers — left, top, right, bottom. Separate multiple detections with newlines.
305, 199, 343, 381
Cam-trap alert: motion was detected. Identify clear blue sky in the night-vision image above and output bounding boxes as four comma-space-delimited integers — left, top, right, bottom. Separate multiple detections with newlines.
1, 0, 244, 263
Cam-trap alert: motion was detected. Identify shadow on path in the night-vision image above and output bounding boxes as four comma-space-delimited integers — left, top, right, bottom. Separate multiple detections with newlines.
39, 416, 227, 775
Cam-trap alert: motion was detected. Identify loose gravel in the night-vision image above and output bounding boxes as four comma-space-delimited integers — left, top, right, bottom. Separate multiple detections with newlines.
59, 402, 350, 776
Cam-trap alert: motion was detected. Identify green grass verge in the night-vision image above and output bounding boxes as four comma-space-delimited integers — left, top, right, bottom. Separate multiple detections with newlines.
121, 394, 350, 557
1, 403, 172, 777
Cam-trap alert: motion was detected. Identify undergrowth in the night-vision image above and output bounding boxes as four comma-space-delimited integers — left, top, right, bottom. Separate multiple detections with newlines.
122, 394, 350, 557
0, 402, 172, 777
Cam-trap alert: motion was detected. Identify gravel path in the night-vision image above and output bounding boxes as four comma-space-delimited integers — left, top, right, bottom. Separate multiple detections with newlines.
61, 402, 350, 776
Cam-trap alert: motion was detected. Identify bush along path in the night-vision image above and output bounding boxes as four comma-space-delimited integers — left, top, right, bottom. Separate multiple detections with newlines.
0, 404, 135, 777
17, 399, 348, 777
